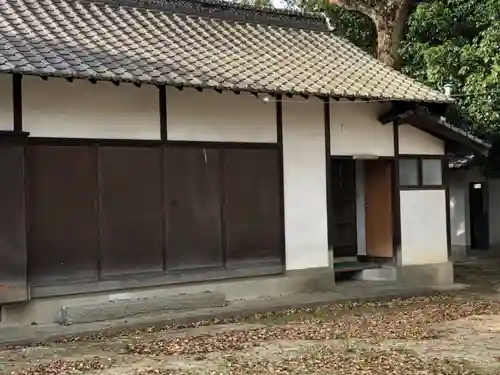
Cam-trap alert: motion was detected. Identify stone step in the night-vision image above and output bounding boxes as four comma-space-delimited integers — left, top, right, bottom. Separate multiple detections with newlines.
356, 265, 397, 281
59, 291, 226, 325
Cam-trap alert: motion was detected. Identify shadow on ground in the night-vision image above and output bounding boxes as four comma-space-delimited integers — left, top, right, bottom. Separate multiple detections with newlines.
2, 258, 500, 375
455, 254, 500, 292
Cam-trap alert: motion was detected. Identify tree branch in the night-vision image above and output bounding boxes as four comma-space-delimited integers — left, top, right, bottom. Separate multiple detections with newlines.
328, 0, 377, 19
329, 0, 413, 68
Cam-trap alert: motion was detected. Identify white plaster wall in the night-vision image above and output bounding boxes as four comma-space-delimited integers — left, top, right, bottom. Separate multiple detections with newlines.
355, 160, 367, 255
23, 77, 161, 139
400, 190, 448, 265
282, 97, 329, 270
330, 102, 394, 157
167, 88, 276, 143
0, 74, 13, 131
489, 179, 500, 247
399, 124, 444, 155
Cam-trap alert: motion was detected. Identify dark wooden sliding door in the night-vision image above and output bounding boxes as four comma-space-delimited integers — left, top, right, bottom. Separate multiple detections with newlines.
222, 148, 282, 266
27, 145, 100, 284
26, 142, 283, 288
165, 147, 223, 271
0, 139, 29, 303
98, 146, 164, 277
330, 159, 357, 258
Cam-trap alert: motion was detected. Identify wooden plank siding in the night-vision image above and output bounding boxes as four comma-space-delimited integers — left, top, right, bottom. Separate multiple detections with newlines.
25, 143, 283, 287
0, 137, 29, 303
222, 148, 282, 266
98, 146, 164, 277
26, 145, 100, 284
164, 146, 224, 271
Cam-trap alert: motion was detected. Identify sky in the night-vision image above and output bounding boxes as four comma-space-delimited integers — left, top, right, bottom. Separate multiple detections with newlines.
272, 0, 287, 9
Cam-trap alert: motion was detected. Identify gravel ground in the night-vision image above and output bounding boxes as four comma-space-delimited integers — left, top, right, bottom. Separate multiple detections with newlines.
2, 261, 500, 375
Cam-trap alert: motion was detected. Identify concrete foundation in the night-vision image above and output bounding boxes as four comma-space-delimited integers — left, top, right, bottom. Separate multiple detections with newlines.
59, 291, 226, 325
397, 261, 454, 286
0, 267, 335, 327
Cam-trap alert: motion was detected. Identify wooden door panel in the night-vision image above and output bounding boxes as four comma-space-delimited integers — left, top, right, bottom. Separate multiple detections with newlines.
222, 148, 282, 265
165, 146, 223, 270
365, 160, 393, 258
0, 143, 28, 303
98, 146, 164, 277
27, 145, 99, 284
330, 159, 357, 258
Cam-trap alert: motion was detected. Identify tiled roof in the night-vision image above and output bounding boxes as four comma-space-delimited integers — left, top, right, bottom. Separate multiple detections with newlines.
0, 0, 452, 103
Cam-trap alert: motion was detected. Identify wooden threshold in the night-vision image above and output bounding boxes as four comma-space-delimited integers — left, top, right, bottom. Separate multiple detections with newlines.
334, 260, 381, 273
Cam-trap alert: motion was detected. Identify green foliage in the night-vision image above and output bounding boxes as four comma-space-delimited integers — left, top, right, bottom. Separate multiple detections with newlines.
285, 0, 377, 54
281, 0, 500, 136
231, 0, 499, 136
326, 4, 377, 55
400, 0, 500, 136
283, 0, 377, 54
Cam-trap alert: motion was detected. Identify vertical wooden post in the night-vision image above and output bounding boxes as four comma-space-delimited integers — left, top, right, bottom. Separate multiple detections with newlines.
159, 85, 167, 142
276, 94, 286, 265
324, 98, 332, 249
391, 121, 402, 264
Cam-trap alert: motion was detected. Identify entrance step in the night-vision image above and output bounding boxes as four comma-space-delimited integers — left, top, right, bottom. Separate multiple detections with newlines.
334, 261, 380, 273
356, 265, 397, 281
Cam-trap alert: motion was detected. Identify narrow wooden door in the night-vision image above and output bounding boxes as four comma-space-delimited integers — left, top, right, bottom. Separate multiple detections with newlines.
330, 159, 358, 258
98, 146, 164, 277
222, 148, 282, 266
164, 146, 224, 271
0, 142, 28, 303
364, 159, 393, 258
26, 145, 100, 285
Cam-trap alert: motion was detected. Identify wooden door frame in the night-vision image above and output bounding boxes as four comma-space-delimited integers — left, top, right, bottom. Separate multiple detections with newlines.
326, 155, 399, 263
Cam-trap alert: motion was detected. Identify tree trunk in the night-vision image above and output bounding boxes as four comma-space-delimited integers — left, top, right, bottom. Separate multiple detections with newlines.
329, 0, 412, 69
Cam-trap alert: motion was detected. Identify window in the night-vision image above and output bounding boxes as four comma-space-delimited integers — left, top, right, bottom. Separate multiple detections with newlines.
399, 156, 443, 188
422, 159, 443, 186
399, 159, 419, 186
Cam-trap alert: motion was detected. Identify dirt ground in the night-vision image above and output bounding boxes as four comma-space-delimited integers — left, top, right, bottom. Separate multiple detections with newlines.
3, 260, 500, 375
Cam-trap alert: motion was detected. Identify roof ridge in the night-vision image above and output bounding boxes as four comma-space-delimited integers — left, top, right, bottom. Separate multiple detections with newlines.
81, 0, 330, 31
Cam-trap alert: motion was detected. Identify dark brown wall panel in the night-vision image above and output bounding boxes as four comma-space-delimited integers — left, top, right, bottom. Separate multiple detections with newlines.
165, 147, 223, 271
27, 145, 99, 285
222, 148, 282, 265
98, 146, 164, 277
0, 143, 28, 303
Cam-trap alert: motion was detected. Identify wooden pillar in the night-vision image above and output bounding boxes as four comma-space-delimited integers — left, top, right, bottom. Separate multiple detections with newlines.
391, 122, 402, 264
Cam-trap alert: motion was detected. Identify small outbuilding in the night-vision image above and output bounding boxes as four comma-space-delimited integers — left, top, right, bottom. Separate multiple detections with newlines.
0, 0, 487, 326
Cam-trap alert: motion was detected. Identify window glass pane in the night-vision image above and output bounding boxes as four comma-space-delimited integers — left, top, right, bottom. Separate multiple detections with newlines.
399, 158, 418, 186
422, 159, 442, 186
